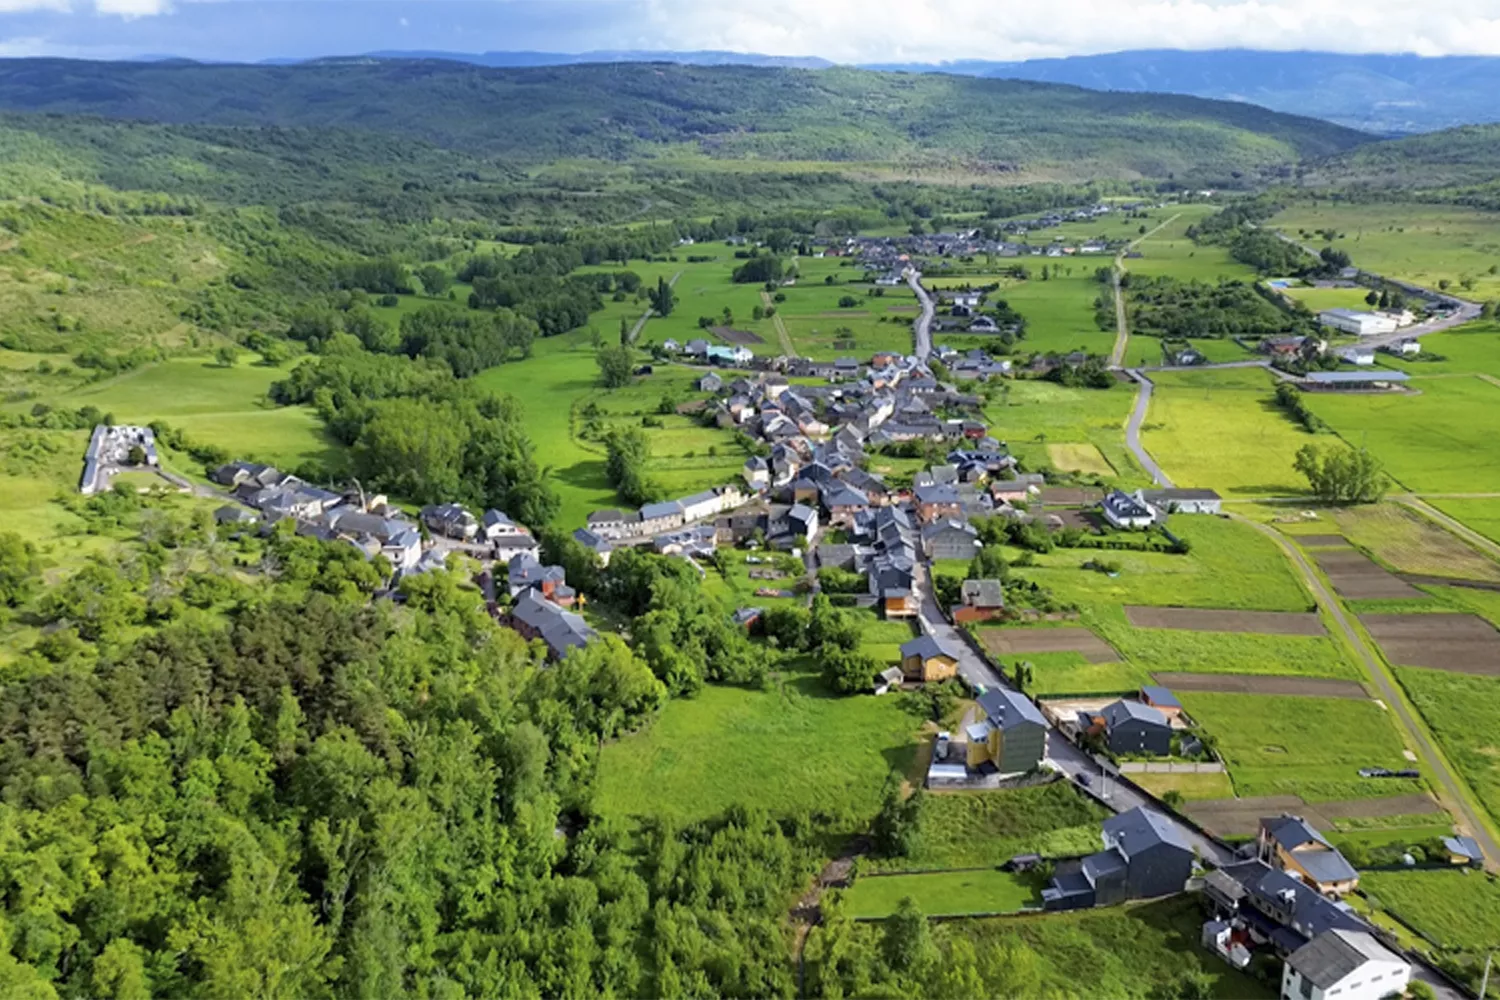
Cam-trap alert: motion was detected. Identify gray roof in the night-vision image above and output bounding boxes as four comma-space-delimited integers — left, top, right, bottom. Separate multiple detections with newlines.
1102, 489, 1152, 519
961, 579, 1004, 608
1081, 848, 1128, 886
901, 635, 951, 661
1223, 861, 1363, 944
1287, 930, 1399, 990
1294, 848, 1360, 887
572, 527, 612, 552
914, 484, 961, 504
1304, 370, 1410, 383
1139, 685, 1182, 709
1140, 488, 1222, 503
640, 500, 684, 520
1103, 807, 1191, 857
977, 687, 1046, 730
1102, 699, 1170, 730
1444, 835, 1484, 862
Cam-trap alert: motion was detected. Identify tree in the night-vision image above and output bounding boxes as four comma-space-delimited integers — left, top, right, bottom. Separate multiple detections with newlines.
417, 264, 452, 296
882, 896, 935, 974
872, 784, 924, 858
648, 276, 676, 317
126, 444, 147, 466
838, 295, 859, 308
1294, 443, 1389, 504
604, 427, 658, 506
214, 344, 239, 368
1365, 290, 1380, 306
619, 316, 631, 345
596, 344, 634, 388
0, 532, 41, 607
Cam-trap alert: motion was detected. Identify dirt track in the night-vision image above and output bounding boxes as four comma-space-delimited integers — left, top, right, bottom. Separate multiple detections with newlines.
1360, 613, 1500, 674
1312, 549, 1427, 600
979, 627, 1119, 662
1150, 672, 1367, 699
1126, 606, 1326, 636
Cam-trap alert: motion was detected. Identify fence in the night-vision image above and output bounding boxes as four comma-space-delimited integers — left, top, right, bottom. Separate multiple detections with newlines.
1118, 761, 1225, 774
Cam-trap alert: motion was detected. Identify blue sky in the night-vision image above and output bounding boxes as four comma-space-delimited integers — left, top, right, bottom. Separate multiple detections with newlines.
2, 0, 1500, 63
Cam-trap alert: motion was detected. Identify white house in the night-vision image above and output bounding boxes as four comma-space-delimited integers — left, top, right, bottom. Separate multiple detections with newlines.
1280, 929, 1409, 1000
1101, 489, 1155, 530
1318, 309, 1400, 337
1340, 346, 1376, 366
1135, 488, 1222, 515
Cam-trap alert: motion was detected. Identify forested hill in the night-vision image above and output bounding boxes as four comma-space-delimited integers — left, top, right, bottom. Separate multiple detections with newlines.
1305, 124, 1500, 190
0, 59, 1369, 180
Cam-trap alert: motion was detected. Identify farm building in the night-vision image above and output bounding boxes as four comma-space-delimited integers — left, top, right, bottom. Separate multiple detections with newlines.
1101, 489, 1154, 529
953, 579, 1005, 623
1300, 370, 1410, 392
1136, 488, 1222, 515
1318, 309, 1400, 336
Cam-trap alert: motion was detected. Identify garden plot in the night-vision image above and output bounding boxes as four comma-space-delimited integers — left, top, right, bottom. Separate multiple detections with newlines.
1360, 613, 1500, 675
1294, 534, 1351, 548
1124, 606, 1325, 636
1312, 549, 1427, 600
1334, 503, 1500, 583
979, 627, 1119, 662
1149, 673, 1367, 699
711, 325, 764, 345
1185, 793, 1443, 837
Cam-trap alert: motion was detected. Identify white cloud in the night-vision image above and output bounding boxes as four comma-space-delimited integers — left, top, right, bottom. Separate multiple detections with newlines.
636, 0, 1500, 61
92, 0, 170, 16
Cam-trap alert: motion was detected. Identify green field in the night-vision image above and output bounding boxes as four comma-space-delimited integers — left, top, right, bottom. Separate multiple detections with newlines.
983, 379, 1142, 484
1127, 205, 1260, 284
997, 273, 1114, 356
1429, 498, 1500, 547
1306, 375, 1500, 494
1179, 691, 1420, 802
864, 782, 1108, 873
1131, 770, 1237, 801
1359, 869, 1500, 953
594, 666, 921, 827
1279, 285, 1375, 313
1143, 367, 1314, 496
1380, 322, 1500, 377
1273, 201, 1500, 301
1333, 503, 1500, 581
1397, 666, 1500, 829
842, 869, 1041, 919
1091, 605, 1360, 681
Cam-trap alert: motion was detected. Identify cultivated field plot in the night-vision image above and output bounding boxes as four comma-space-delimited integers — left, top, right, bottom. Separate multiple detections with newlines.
1178, 691, 1421, 802
1185, 793, 1443, 837
1334, 503, 1500, 583
1397, 665, 1500, 828
1294, 534, 1351, 548
1150, 672, 1367, 699
710, 325, 764, 345
1046, 442, 1114, 476
1379, 322, 1500, 378
979, 626, 1118, 662
1360, 613, 1500, 674
1312, 549, 1427, 600
1124, 606, 1326, 636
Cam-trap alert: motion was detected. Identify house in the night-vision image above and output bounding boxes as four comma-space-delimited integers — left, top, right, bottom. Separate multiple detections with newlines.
1086, 700, 1173, 756
572, 527, 614, 567
820, 482, 869, 527
211, 460, 282, 489
1387, 339, 1421, 356
1135, 488, 1222, 516
742, 456, 771, 490
899, 635, 959, 683
1204, 861, 1365, 957
1340, 345, 1376, 366
322, 509, 424, 573
1139, 686, 1183, 720
1442, 835, 1485, 867
421, 503, 479, 541
697, 372, 724, 393
914, 484, 962, 524
1043, 808, 1194, 910
1257, 815, 1359, 897
483, 511, 541, 563
685, 338, 711, 357
1319, 309, 1400, 337
881, 588, 916, 618
1281, 929, 1410, 1000
213, 504, 259, 528
507, 553, 568, 601
953, 579, 1005, 623
732, 606, 762, 629
921, 519, 980, 561
506, 591, 596, 661
964, 688, 1047, 774
587, 509, 631, 540
638, 500, 686, 534
991, 474, 1044, 504
1100, 489, 1154, 530
787, 503, 819, 539
662, 338, 680, 352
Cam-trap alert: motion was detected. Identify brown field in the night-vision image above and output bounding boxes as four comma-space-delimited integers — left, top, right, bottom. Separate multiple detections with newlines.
1335, 504, 1500, 583
979, 626, 1119, 662
1296, 534, 1351, 548
1312, 549, 1427, 600
711, 326, 765, 345
1125, 606, 1326, 636
1186, 793, 1442, 836
1150, 672, 1367, 699
1360, 613, 1500, 674
1038, 487, 1105, 507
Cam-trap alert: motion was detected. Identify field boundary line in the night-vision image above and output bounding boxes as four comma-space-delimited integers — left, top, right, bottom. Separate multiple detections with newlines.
1230, 512, 1500, 870
760, 288, 796, 356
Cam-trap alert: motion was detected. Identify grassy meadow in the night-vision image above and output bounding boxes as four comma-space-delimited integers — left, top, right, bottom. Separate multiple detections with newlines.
983, 379, 1141, 484
842, 869, 1041, 919
1396, 666, 1500, 829
1333, 503, 1500, 581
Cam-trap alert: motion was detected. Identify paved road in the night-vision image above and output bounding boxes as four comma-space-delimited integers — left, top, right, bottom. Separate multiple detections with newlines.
906, 269, 935, 361
1122, 370, 1174, 487
1231, 513, 1500, 873
912, 559, 1004, 691
1109, 212, 1182, 367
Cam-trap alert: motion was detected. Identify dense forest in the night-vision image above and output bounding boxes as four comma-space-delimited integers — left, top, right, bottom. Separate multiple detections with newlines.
1123, 274, 1312, 340
0, 60, 1370, 182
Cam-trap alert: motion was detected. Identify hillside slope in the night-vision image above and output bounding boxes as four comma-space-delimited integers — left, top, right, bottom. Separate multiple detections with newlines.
0, 59, 1370, 180
1305, 125, 1500, 190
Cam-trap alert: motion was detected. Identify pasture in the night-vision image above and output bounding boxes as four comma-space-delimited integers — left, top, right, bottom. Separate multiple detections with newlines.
1380, 322, 1500, 377
1278, 285, 1374, 313
1305, 375, 1500, 494
1430, 497, 1500, 549
1178, 691, 1420, 802
994, 273, 1114, 356
982, 379, 1140, 484
1358, 869, 1500, 954
1127, 206, 1259, 284
842, 869, 1040, 919
594, 667, 920, 827
1397, 665, 1500, 829
1142, 367, 1315, 496
1272, 201, 1500, 301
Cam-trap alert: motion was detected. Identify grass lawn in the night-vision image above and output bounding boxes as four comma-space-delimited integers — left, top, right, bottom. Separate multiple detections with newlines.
1395, 666, 1500, 830
1380, 322, 1500, 377
994, 273, 1114, 356
1279, 285, 1376, 313
982, 380, 1142, 486
842, 869, 1041, 919
1014, 650, 1151, 698
595, 668, 921, 828
1179, 691, 1420, 802
1359, 869, 1500, 953
1272, 201, 1500, 301
1306, 375, 1500, 494
1143, 367, 1315, 496
865, 781, 1108, 873
1008, 515, 1316, 612
940, 896, 1273, 999
1333, 503, 1500, 582
16, 357, 340, 471
1131, 770, 1236, 801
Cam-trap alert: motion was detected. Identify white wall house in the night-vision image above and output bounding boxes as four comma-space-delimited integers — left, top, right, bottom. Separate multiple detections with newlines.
1101, 489, 1155, 530
1280, 929, 1410, 1000
1318, 309, 1400, 337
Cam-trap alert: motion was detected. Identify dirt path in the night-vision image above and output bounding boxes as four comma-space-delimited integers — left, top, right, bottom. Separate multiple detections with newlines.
628, 269, 682, 343
760, 288, 796, 356
1230, 512, 1500, 870
791, 835, 870, 987
1109, 212, 1180, 367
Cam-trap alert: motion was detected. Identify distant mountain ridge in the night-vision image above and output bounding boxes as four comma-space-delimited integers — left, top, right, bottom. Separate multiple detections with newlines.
244, 48, 1500, 135
0, 59, 1369, 184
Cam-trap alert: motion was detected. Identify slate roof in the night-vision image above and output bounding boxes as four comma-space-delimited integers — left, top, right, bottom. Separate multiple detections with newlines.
1444, 835, 1484, 862
1101, 699, 1170, 730
1263, 815, 1332, 853
1287, 930, 1398, 989
1102, 489, 1153, 520
961, 579, 1004, 608
914, 484, 961, 505
1081, 848, 1128, 886
1140, 488, 1221, 503
640, 500, 684, 521
1222, 861, 1363, 945
1139, 685, 1182, 709
901, 635, 952, 662
1103, 807, 1191, 857
977, 687, 1046, 730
